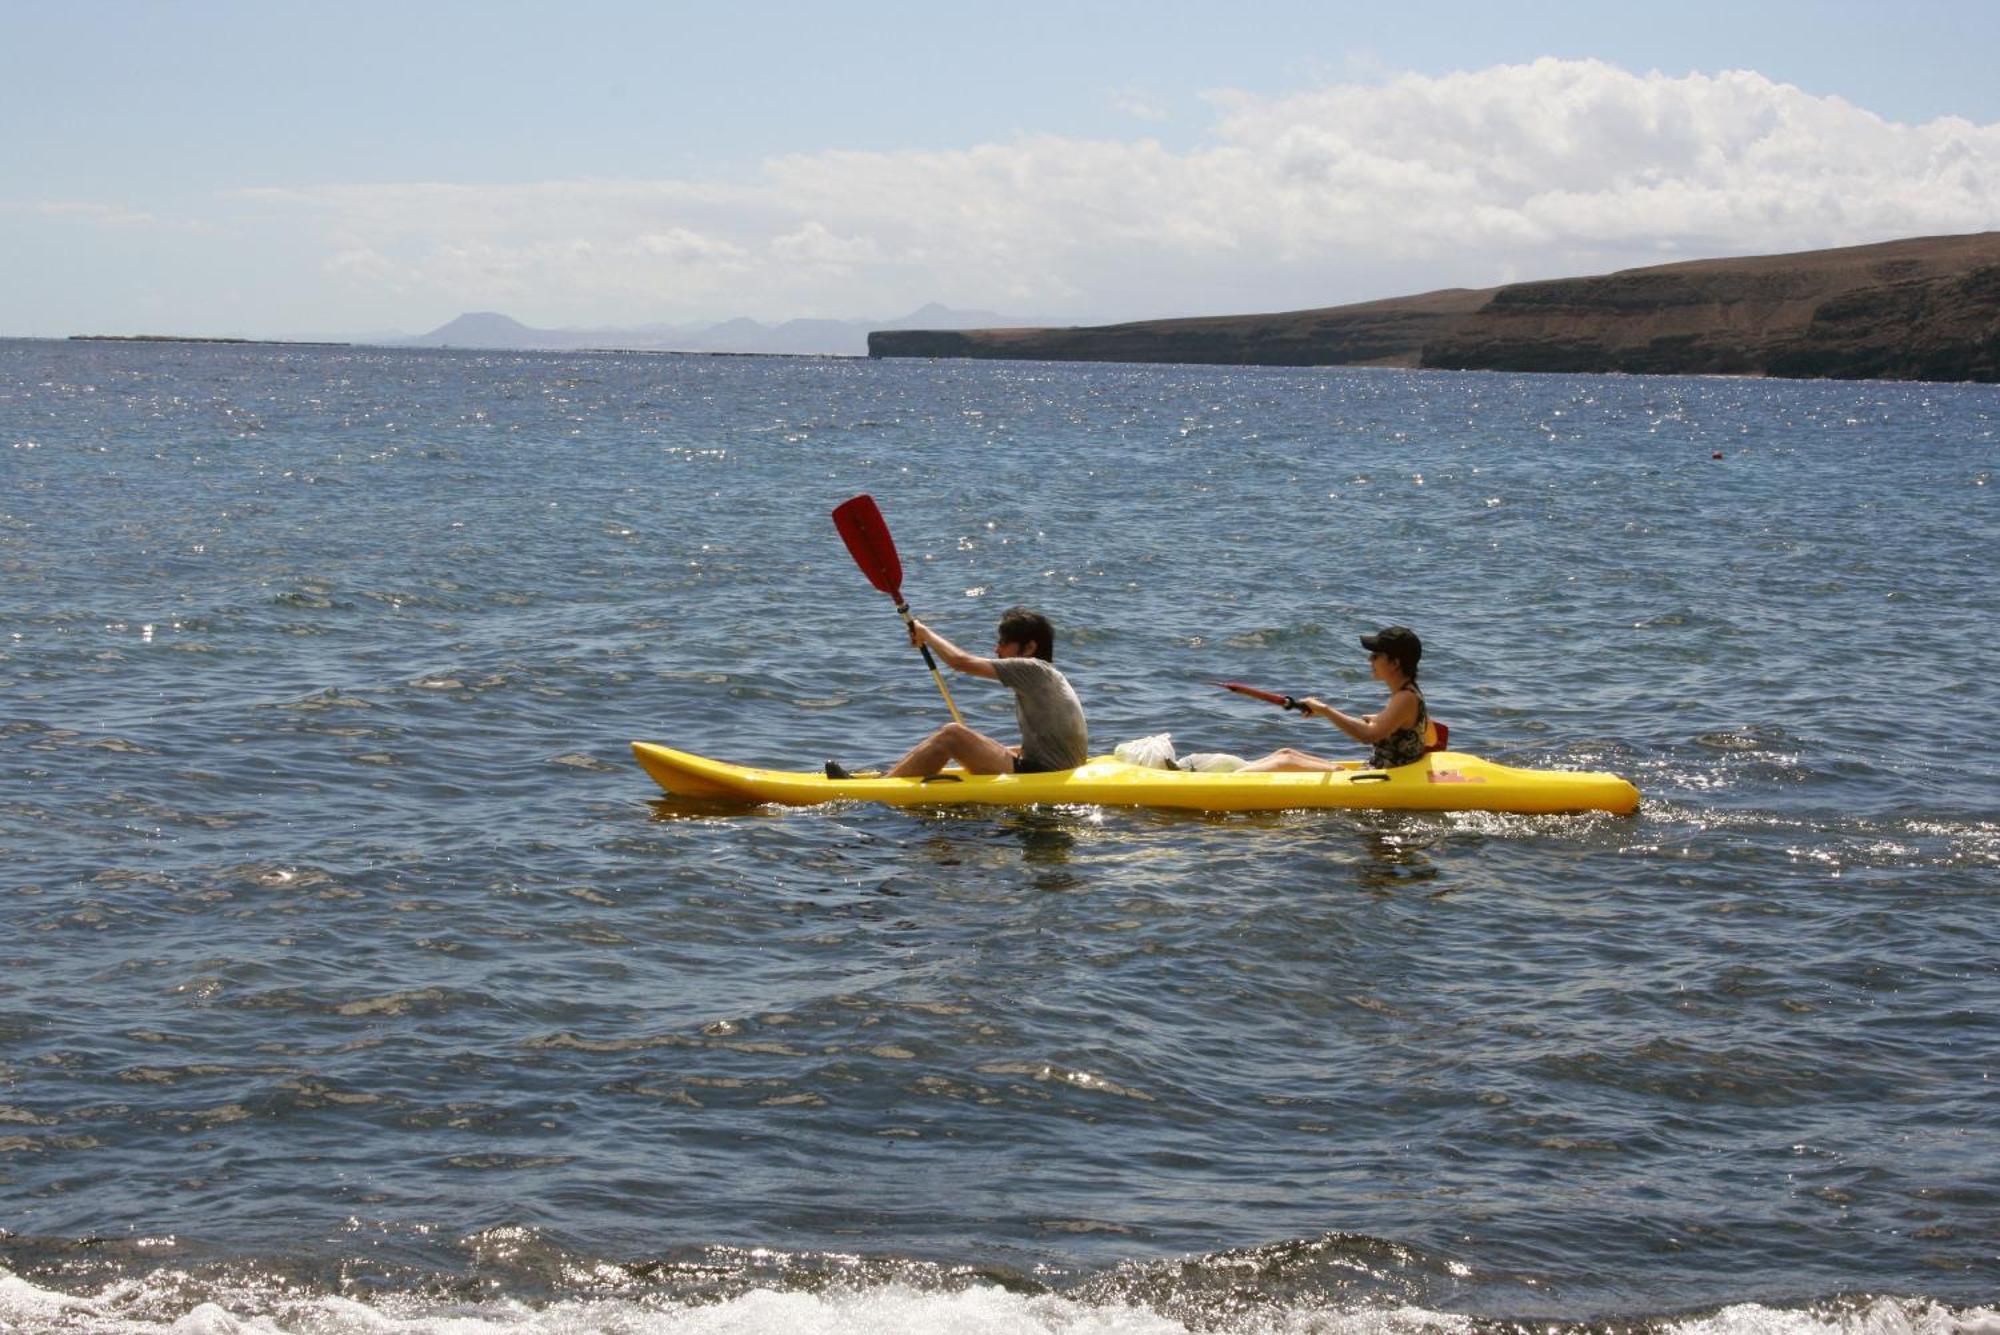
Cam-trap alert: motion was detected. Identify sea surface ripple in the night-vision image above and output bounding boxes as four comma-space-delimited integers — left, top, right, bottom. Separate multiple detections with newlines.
1, 340, 1996, 1333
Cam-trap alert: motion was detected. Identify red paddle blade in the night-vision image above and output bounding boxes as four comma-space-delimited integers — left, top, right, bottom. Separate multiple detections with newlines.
1212, 680, 1289, 707
832, 494, 904, 599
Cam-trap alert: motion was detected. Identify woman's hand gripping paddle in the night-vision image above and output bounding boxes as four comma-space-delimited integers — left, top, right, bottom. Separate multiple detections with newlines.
833, 495, 964, 725
1212, 680, 1313, 714
1214, 680, 1450, 751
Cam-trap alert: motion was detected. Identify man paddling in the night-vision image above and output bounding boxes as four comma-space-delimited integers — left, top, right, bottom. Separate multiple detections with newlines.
827, 606, 1088, 779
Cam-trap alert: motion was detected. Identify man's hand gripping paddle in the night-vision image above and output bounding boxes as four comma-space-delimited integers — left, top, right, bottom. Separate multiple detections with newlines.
833, 495, 964, 725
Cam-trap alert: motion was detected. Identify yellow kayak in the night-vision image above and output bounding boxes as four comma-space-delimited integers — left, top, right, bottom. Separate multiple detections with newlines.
632, 742, 1640, 815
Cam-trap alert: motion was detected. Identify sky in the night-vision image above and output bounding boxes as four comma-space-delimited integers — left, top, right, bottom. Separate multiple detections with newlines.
4, 0, 1999, 339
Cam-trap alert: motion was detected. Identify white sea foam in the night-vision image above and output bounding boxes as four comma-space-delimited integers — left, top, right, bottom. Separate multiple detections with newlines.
0, 1270, 113, 1325
1666, 1299, 2000, 1335
2, 1269, 1994, 1335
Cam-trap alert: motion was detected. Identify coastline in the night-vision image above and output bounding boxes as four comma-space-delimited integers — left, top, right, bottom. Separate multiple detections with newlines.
69, 334, 351, 347
51, 335, 858, 360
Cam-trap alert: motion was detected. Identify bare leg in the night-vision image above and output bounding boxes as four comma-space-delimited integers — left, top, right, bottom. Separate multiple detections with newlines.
1235, 747, 1345, 774
884, 722, 1020, 778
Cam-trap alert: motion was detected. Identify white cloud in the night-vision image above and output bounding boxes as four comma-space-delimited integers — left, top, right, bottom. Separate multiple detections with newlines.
770, 221, 882, 271
234, 59, 2000, 324
637, 227, 749, 264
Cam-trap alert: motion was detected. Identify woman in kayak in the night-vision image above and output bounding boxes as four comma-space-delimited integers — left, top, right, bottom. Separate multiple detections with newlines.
1238, 626, 1430, 772
826, 605, 1088, 779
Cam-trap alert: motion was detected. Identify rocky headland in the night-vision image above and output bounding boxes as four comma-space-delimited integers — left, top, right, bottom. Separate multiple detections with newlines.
869, 232, 2000, 383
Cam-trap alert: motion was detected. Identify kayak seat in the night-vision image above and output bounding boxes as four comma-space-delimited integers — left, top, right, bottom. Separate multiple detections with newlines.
1425, 719, 1450, 754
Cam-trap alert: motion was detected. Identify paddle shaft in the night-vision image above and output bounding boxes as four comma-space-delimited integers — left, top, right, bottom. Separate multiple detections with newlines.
832, 495, 964, 725
1214, 680, 1314, 714
897, 599, 965, 726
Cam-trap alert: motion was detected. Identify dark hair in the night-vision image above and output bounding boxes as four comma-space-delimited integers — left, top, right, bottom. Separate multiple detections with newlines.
997, 606, 1056, 662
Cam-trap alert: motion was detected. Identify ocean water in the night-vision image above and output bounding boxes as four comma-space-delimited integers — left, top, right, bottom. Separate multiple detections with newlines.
2, 338, 1996, 1333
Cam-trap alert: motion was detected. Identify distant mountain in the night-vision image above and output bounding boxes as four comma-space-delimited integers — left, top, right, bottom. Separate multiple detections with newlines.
396, 305, 1040, 357
874, 302, 1023, 331
406, 312, 587, 351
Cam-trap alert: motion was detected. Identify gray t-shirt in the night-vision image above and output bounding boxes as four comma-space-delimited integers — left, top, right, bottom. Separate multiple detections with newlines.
992, 656, 1088, 771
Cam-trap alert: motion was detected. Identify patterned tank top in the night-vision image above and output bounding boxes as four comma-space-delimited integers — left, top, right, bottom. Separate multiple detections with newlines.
1370, 686, 1428, 770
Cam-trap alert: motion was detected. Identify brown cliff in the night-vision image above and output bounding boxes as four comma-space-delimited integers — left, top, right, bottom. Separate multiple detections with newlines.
869, 232, 2000, 383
